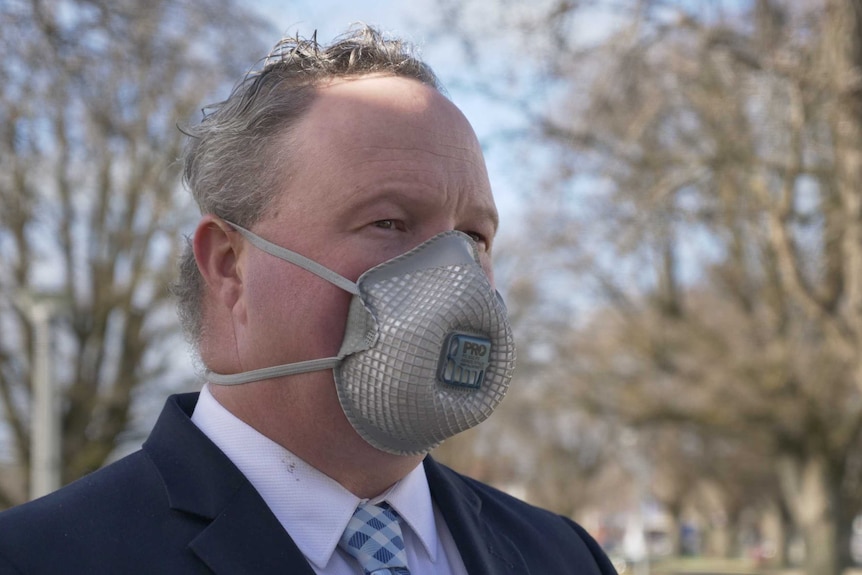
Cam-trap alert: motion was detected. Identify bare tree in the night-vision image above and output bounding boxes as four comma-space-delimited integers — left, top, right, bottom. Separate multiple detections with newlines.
428, 1, 862, 574
0, 0, 268, 507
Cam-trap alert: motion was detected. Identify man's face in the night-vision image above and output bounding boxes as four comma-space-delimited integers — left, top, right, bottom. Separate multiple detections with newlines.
232, 75, 499, 377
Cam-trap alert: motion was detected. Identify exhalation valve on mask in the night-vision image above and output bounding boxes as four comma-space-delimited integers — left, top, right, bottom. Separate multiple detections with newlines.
207, 223, 516, 456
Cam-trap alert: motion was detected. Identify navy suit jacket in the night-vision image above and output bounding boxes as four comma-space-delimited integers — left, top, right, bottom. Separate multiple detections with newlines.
0, 393, 616, 574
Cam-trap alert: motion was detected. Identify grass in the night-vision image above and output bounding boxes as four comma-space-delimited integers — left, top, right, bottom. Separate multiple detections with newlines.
641, 557, 862, 575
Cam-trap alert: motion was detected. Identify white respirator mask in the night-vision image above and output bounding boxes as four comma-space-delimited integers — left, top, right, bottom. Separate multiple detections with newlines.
208, 223, 516, 456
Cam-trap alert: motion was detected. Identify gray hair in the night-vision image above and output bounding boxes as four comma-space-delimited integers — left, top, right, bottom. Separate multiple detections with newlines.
174, 25, 442, 351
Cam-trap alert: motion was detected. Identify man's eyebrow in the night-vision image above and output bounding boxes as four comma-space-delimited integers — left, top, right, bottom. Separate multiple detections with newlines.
338, 186, 500, 233
334, 188, 408, 221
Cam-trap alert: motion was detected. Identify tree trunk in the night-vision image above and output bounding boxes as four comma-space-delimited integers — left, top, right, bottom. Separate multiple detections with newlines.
665, 505, 682, 558
825, 0, 862, 370
777, 454, 844, 575
802, 520, 837, 575
837, 492, 856, 574
758, 500, 787, 568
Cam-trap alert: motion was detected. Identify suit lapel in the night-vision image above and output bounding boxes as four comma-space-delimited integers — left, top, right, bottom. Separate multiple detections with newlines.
143, 393, 315, 575
189, 482, 315, 575
144, 395, 530, 574
424, 457, 530, 575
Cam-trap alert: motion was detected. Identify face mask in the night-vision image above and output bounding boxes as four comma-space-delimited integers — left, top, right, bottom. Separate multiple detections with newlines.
208, 223, 516, 456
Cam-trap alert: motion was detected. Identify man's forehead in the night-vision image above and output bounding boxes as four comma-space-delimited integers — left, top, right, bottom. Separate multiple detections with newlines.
305, 75, 465, 132
293, 80, 478, 168
271, 73, 495, 226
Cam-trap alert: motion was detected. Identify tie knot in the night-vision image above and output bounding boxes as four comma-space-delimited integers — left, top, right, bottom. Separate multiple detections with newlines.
339, 503, 410, 575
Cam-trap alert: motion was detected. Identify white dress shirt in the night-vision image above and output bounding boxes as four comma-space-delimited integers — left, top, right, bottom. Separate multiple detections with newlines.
191, 384, 468, 575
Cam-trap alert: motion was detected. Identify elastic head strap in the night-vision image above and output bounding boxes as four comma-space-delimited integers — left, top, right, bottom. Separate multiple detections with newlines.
205, 221, 363, 386
206, 357, 341, 385
228, 222, 360, 295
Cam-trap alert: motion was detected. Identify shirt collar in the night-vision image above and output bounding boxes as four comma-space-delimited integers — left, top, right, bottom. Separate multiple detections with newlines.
366, 462, 438, 563
190, 384, 438, 569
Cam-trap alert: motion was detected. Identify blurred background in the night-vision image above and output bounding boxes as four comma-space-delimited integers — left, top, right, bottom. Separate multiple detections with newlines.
1, 1, 860, 574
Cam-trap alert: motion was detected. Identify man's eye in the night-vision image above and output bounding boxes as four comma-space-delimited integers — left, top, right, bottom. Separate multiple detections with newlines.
373, 220, 397, 230
464, 231, 488, 249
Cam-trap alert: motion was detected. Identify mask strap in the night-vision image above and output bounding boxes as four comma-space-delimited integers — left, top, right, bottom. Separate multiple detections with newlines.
206, 222, 361, 386
206, 357, 341, 385
229, 223, 360, 295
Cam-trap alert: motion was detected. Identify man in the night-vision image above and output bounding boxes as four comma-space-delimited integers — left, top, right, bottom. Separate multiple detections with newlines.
0, 26, 616, 574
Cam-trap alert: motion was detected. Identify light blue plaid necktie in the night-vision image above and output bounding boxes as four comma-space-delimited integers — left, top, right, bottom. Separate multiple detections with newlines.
339, 503, 411, 575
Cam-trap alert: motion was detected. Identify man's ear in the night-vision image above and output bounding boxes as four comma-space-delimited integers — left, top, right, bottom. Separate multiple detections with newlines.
193, 215, 245, 311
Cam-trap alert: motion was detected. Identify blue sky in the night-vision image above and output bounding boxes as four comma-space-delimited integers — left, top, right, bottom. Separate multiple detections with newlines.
255, 0, 427, 40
